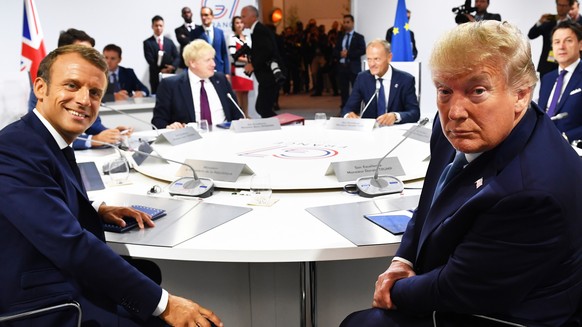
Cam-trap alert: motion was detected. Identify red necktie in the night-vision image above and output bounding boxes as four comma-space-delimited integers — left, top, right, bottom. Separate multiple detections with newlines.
200, 80, 212, 125
157, 37, 163, 50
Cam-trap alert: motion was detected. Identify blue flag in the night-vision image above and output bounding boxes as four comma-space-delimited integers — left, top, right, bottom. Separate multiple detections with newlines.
391, 0, 413, 61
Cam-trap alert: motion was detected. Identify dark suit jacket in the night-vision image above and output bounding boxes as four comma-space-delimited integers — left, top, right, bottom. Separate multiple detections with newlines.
341, 67, 420, 123
191, 26, 230, 75
151, 71, 243, 128
528, 20, 559, 76
538, 62, 582, 141
390, 105, 582, 325
143, 35, 180, 92
333, 31, 366, 74
116, 66, 150, 96
248, 21, 281, 87
175, 24, 198, 68
0, 112, 162, 324
477, 11, 502, 21
385, 28, 418, 60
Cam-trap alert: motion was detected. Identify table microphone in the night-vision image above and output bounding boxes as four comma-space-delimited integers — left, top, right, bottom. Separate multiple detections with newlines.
226, 93, 247, 119
355, 117, 430, 197
550, 112, 568, 121
76, 137, 214, 197
359, 79, 381, 118
100, 102, 160, 136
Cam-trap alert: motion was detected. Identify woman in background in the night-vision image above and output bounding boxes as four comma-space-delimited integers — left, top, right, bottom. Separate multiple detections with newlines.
229, 16, 253, 117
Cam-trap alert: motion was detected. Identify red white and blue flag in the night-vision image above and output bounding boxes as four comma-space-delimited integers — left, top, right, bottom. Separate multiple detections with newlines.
21, 0, 46, 81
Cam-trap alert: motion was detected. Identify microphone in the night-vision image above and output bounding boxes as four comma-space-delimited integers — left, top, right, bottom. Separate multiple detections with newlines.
100, 102, 160, 136
76, 137, 214, 198
550, 112, 569, 121
226, 93, 247, 119
355, 117, 430, 197
358, 79, 380, 118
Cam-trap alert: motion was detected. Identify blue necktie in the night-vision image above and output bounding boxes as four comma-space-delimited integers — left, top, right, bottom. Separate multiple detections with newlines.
200, 80, 212, 125
377, 78, 386, 117
62, 146, 86, 193
547, 69, 568, 117
111, 73, 121, 92
432, 152, 468, 205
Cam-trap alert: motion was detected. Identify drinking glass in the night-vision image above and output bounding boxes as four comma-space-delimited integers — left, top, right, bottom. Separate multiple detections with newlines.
314, 112, 327, 126
198, 119, 209, 133
107, 156, 130, 184
250, 174, 272, 205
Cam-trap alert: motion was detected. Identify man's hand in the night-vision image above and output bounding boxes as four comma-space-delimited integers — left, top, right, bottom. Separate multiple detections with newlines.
166, 122, 186, 129
114, 90, 130, 101
92, 128, 122, 146
160, 294, 223, 327
133, 91, 145, 98
372, 260, 416, 310
376, 112, 397, 126
464, 13, 475, 22
98, 204, 155, 229
116, 126, 133, 138
161, 65, 175, 74
540, 13, 555, 24
346, 112, 359, 119
244, 63, 254, 76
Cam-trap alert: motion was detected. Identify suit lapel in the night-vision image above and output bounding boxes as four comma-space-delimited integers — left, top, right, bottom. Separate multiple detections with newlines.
387, 67, 401, 111
180, 73, 196, 122
557, 63, 582, 113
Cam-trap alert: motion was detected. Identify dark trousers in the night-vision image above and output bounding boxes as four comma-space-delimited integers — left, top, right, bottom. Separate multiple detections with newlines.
256, 82, 278, 118
337, 63, 357, 107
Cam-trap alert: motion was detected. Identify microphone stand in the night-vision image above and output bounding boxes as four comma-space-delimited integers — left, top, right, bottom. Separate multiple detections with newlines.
100, 102, 160, 137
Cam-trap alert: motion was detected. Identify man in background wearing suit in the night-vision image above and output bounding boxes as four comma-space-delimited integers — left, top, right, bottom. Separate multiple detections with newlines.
464, 0, 502, 22
143, 15, 179, 94
341, 21, 582, 326
333, 14, 366, 108
528, 0, 573, 77
570, 0, 582, 24
191, 7, 230, 77
241, 5, 283, 118
152, 40, 243, 129
537, 21, 582, 141
342, 39, 419, 126
385, 10, 418, 60
175, 6, 198, 69
103, 44, 150, 101
0, 44, 223, 327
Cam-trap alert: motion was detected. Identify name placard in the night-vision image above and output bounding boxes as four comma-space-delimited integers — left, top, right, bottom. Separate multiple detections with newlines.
403, 125, 432, 143
176, 159, 255, 182
327, 117, 376, 131
231, 118, 282, 133
155, 127, 201, 146
325, 157, 405, 182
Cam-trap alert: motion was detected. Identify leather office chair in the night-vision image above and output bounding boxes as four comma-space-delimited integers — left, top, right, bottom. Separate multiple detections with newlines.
0, 301, 82, 327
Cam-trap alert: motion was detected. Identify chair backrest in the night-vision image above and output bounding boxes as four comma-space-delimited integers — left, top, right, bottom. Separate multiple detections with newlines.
159, 73, 176, 82
361, 60, 422, 103
0, 301, 82, 327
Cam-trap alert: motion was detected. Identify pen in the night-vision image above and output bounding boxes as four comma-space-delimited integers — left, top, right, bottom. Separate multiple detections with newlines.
120, 129, 130, 135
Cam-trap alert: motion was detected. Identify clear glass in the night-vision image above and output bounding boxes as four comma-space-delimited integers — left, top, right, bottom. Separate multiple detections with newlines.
250, 174, 272, 205
314, 112, 327, 126
198, 119, 209, 133
107, 156, 130, 184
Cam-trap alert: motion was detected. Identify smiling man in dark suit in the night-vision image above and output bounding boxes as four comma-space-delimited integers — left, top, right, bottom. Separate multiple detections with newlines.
340, 21, 582, 327
0, 44, 223, 327
152, 39, 243, 129
342, 39, 420, 126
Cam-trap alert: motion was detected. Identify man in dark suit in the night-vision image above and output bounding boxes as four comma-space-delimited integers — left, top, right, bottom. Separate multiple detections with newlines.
143, 15, 180, 94
152, 39, 243, 129
340, 21, 582, 327
385, 10, 418, 60
102, 44, 150, 102
342, 39, 419, 126
240, 5, 283, 118
0, 45, 223, 327
528, 0, 573, 77
538, 21, 582, 141
333, 14, 366, 108
190, 7, 230, 77
464, 0, 502, 22
175, 6, 198, 69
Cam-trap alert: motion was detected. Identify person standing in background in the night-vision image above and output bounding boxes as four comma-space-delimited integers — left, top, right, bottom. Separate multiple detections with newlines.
228, 15, 253, 117
191, 7, 230, 78
175, 7, 198, 70
143, 15, 179, 94
385, 10, 418, 60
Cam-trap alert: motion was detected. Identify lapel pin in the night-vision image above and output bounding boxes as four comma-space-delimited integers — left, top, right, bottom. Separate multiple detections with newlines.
475, 177, 483, 189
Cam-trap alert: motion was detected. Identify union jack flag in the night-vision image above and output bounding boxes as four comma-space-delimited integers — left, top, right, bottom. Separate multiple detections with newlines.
21, 0, 46, 81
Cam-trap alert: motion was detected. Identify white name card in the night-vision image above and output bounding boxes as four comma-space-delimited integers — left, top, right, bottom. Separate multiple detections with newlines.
154, 127, 201, 146
403, 126, 432, 143
231, 118, 281, 133
177, 159, 255, 182
326, 157, 405, 182
327, 117, 376, 131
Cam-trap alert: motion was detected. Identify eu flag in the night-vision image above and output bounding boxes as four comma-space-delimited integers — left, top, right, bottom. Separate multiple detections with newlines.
391, 0, 413, 61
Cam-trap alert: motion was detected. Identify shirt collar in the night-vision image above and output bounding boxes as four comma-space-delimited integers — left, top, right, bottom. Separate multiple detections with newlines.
33, 109, 70, 149
560, 58, 580, 74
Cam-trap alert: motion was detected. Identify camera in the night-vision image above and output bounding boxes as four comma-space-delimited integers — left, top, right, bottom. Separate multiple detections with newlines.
232, 43, 286, 85
452, 0, 476, 24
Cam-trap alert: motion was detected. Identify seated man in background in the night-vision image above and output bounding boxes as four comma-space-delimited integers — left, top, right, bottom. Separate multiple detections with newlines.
27, 28, 132, 150
152, 39, 243, 129
341, 39, 420, 126
340, 21, 582, 327
0, 44, 223, 327
102, 43, 150, 102
537, 21, 582, 142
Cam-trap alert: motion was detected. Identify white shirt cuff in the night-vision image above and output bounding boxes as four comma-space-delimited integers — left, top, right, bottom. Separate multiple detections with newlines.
153, 289, 169, 316
84, 134, 93, 148
392, 256, 413, 268
394, 112, 401, 123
